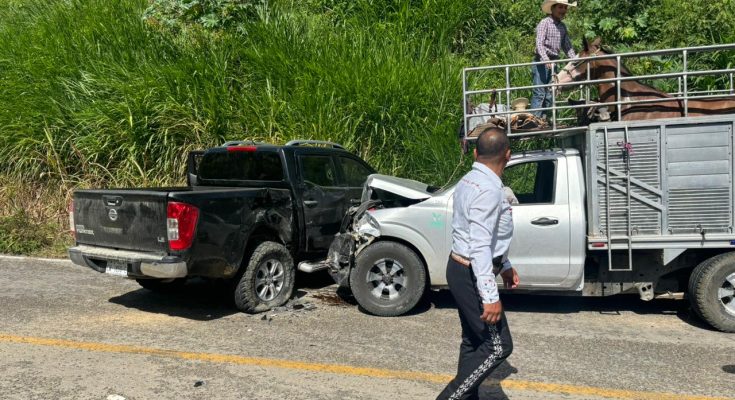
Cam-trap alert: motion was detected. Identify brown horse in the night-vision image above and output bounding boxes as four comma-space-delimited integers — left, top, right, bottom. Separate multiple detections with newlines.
555, 38, 735, 121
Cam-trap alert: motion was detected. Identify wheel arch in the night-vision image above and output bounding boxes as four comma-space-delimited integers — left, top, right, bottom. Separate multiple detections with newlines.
236, 225, 288, 275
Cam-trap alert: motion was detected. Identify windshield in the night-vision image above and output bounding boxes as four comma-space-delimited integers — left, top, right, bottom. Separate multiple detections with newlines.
432, 176, 461, 195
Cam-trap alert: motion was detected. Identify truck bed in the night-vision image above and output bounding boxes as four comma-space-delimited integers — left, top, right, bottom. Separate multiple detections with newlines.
584, 115, 735, 249
73, 186, 288, 254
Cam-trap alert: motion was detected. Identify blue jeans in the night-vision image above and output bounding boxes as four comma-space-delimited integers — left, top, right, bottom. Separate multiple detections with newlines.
531, 60, 553, 118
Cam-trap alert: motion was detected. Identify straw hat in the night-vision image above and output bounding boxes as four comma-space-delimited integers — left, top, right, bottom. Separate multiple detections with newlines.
542, 0, 577, 14
511, 98, 529, 111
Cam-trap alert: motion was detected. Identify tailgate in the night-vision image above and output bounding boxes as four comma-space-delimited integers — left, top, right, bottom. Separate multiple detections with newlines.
73, 189, 170, 253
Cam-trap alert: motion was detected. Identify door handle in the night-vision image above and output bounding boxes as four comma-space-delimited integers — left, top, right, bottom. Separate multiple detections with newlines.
531, 217, 559, 226
303, 200, 318, 207
103, 195, 123, 207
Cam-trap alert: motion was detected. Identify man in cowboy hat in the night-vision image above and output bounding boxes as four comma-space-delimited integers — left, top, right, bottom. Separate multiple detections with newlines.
531, 0, 578, 118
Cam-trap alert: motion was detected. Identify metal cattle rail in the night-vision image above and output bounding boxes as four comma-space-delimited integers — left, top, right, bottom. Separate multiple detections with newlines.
462, 43, 735, 139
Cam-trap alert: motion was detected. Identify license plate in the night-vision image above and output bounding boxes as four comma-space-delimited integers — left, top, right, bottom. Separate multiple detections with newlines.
105, 260, 128, 277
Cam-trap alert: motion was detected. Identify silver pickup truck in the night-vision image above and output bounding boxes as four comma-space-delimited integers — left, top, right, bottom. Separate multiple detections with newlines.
323, 115, 735, 332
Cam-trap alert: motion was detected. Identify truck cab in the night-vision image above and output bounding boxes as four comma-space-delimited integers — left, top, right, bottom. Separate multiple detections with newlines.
69, 140, 375, 314
497, 149, 586, 290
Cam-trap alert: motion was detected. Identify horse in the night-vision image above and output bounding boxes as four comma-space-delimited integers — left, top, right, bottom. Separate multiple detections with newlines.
555, 38, 735, 121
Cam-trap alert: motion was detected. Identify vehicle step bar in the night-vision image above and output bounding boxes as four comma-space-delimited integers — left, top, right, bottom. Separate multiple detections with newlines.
297, 260, 330, 273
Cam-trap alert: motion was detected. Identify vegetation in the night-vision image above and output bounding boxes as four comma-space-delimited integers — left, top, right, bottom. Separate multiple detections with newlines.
1, 0, 734, 255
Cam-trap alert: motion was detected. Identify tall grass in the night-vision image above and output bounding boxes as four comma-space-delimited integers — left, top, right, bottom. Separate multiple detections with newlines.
1, 0, 234, 187
0, 0, 489, 189
1, 0, 733, 256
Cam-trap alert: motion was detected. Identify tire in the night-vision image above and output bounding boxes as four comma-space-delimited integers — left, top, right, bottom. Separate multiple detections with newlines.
688, 252, 735, 332
234, 241, 295, 313
350, 241, 426, 317
136, 278, 186, 293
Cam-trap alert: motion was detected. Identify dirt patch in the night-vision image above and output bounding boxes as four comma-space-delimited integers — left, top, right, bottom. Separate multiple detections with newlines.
311, 291, 357, 307
75, 311, 188, 328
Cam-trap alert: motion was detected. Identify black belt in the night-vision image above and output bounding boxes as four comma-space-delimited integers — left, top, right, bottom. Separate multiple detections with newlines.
451, 253, 503, 268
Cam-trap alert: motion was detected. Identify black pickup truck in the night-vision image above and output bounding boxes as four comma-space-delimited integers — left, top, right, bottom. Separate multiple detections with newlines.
68, 140, 375, 313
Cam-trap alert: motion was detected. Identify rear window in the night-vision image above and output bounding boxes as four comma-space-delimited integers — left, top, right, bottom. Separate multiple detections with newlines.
198, 151, 284, 181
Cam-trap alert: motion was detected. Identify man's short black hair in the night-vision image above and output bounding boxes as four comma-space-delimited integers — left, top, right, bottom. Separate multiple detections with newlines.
476, 127, 510, 162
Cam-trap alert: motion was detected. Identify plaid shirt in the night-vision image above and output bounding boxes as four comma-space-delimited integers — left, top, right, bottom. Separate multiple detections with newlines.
535, 16, 576, 61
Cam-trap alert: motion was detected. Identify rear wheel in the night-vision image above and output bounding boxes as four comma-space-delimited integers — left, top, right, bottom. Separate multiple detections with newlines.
350, 241, 426, 317
688, 252, 735, 332
234, 241, 295, 313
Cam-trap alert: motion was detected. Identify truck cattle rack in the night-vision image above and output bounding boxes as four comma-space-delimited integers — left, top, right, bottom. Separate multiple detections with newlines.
462, 43, 735, 139
463, 43, 735, 275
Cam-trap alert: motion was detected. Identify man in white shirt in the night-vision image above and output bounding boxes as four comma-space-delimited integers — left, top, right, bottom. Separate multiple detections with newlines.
436, 127, 520, 400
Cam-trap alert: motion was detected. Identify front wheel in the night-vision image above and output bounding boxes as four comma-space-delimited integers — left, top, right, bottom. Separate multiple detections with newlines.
688, 252, 735, 332
350, 241, 426, 317
234, 241, 295, 313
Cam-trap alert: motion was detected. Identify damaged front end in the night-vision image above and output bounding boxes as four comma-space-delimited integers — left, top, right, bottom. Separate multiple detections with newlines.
326, 200, 382, 287
326, 174, 435, 287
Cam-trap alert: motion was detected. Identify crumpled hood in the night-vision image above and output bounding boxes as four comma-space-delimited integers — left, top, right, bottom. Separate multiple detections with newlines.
361, 174, 433, 202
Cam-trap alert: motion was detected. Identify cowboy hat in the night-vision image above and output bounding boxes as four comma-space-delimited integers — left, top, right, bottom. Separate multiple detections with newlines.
542, 0, 577, 14
511, 97, 529, 111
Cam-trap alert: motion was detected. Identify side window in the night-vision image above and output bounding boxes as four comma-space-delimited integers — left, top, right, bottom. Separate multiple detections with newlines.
503, 160, 556, 204
300, 155, 338, 187
339, 157, 372, 187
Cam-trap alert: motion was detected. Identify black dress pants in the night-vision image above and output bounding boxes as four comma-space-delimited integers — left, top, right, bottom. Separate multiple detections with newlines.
436, 257, 513, 400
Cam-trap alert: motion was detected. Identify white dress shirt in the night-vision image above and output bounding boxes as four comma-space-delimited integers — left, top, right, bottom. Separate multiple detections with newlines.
496, 187, 515, 274
451, 162, 513, 304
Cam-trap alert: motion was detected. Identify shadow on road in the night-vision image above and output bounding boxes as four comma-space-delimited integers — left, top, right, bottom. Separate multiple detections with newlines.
419, 290, 713, 330
481, 360, 517, 400
108, 278, 238, 321
108, 271, 338, 321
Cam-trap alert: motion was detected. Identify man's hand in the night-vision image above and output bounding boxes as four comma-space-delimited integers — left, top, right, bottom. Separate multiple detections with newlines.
546, 62, 555, 71
480, 301, 502, 325
501, 267, 520, 289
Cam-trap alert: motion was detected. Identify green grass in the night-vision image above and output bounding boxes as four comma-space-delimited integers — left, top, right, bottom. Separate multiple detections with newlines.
0, 0, 476, 188
0, 211, 71, 256
0, 178, 72, 257
1, 0, 734, 255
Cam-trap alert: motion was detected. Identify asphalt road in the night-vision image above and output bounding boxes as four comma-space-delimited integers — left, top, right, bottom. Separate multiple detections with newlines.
0, 256, 733, 400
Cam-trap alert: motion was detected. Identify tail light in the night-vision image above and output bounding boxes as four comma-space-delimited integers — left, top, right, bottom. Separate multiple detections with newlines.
167, 202, 199, 251
68, 201, 76, 239
227, 146, 257, 152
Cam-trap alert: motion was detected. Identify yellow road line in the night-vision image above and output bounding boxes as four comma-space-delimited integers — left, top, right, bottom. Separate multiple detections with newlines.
0, 333, 729, 400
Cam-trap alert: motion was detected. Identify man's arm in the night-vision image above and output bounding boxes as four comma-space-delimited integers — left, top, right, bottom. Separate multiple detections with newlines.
498, 258, 512, 274
499, 260, 520, 289
535, 19, 550, 62
468, 188, 502, 305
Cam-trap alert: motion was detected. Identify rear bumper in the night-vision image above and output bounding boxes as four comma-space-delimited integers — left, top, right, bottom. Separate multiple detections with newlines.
68, 245, 188, 279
